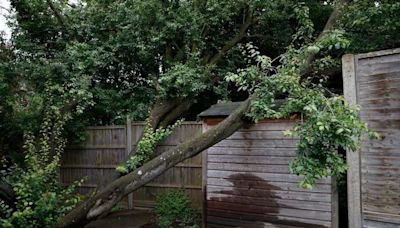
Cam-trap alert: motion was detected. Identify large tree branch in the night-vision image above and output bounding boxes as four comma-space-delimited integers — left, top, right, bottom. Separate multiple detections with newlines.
299, 0, 348, 77
148, 99, 182, 129
56, 99, 251, 228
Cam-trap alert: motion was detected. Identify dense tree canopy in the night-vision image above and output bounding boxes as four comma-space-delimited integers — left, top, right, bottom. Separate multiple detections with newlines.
0, 0, 399, 227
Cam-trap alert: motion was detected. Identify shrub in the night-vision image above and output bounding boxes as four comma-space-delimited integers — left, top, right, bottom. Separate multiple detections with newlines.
0, 112, 81, 228
154, 190, 200, 228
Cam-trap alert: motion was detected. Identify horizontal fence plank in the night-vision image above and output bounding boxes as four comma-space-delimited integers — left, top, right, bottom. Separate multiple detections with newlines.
207, 147, 296, 157
206, 177, 331, 193
207, 186, 331, 202
207, 216, 297, 228
207, 209, 331, 227
207, 170, 331, 184
207, 200, 331, 221
208, 194, 332, 212
226, 130, 298, 140
363, 211, 400, 225
208, 155, 291, 165
214, 139, 298, 148
208, 163, 291, 174
67, 145, 126, 149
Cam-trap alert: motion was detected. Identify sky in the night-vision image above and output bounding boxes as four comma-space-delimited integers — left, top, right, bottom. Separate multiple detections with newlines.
0, 0, 10, 40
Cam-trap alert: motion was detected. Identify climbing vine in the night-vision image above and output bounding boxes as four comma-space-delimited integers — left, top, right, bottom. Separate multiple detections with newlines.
0, 108, 82, 228
116, 119, 183, 174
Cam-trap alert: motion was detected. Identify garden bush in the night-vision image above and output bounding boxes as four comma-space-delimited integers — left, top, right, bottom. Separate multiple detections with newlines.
154, 190, 200, 228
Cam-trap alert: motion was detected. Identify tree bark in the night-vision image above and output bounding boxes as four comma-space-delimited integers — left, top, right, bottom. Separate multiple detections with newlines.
56, 99, 251, 228
148, 99, 182, 129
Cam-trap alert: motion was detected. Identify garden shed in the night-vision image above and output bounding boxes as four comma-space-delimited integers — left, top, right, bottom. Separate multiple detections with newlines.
199, 102, 338, 228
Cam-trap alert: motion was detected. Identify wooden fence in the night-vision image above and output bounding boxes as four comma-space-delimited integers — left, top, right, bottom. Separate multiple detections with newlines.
343, 48, 400, 227
60, 121, 203, 209
201, 112, 338, 227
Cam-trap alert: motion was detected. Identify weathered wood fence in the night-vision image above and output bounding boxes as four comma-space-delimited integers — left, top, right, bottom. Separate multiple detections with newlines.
201, 117, 338, 228
60, 121, 203, 209
343, 48, 400, 227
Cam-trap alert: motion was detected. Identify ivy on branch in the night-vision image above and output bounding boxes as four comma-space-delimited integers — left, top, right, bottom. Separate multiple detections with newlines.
116, 119, 183, 174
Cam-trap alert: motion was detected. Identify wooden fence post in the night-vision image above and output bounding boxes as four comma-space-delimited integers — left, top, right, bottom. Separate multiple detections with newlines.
126, 116, 133, 209
342, 54, 362, 228
331, 177, 339, 228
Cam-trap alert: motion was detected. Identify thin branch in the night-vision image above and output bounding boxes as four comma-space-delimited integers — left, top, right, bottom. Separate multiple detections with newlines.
205, 7, 257, 65
0, 6, 11, 13
46, 0, 66, 28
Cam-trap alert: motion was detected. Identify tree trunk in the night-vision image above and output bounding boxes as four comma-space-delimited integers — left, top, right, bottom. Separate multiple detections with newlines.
56, 99, 251, 228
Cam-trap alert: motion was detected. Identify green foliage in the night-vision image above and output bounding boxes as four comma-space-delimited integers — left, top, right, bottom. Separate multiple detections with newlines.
117, 119, 183, 174
0, 111, 81, 228
159, 62, 209, 99
154, 190, 200, 228
2, 0, 396, 154
341, 0, 400, 52
226, 27, 378, 188
285, 96, 378, 188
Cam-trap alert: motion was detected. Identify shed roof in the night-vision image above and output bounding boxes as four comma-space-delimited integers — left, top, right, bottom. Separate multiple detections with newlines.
198, 100, 286, 118
198, 102, 244, 118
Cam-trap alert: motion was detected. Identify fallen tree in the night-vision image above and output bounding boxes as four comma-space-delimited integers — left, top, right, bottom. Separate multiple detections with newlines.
57, 1, 358, 227
1, 0, 397, 227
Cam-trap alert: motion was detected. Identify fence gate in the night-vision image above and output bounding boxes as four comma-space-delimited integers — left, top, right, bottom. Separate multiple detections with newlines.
343, 48, 400, 227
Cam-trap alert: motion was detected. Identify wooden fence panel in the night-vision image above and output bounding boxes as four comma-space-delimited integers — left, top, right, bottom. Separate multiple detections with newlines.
343, 48, 400, 227
61, 125, 129, 206
203, 119, 338, 228
60, 122, 203, 209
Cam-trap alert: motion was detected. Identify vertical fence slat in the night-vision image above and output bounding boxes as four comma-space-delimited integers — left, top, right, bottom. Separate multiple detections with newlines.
126, 117, 133, 209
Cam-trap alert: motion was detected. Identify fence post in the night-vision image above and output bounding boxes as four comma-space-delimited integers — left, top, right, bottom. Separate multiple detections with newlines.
342, 54, 362, 228
126, 116, 133, 209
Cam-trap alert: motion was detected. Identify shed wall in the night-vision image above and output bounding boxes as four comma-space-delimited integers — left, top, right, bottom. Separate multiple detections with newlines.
203, 119, 337, 228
